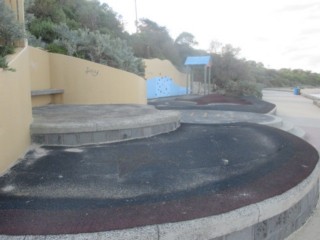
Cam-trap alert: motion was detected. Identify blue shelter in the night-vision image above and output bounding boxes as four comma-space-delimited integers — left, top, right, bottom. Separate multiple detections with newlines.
184, 56, 212, 94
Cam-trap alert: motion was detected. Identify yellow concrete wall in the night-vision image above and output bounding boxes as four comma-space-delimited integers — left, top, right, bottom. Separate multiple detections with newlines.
29, 47, 53, 106
27, 47, 146, 106
144, 59, 187, 87
0, 48, 32, 174
50, 53, 146, 104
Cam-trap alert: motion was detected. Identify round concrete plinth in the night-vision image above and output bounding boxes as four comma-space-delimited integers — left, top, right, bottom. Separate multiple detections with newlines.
31, 104, 180, 146
0, 123, 318, 239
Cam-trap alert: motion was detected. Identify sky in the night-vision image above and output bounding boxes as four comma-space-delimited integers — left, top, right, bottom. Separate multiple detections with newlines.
100, 0, 320, 73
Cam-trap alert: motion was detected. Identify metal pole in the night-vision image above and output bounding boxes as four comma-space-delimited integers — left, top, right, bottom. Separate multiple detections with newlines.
204, 66, 207, 95
187, 67, 190, 94
134, 0, 138, 33
209, 66, 212, 93
191, 69, 194, 94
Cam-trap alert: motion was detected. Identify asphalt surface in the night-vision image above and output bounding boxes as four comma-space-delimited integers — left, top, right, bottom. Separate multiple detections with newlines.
0, 123, 318, 235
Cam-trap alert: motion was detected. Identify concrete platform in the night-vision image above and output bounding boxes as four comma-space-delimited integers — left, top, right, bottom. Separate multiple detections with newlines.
179, 110, 281, 126
31, 104, 180, 146
0, 123, 319, 239
148, 94, 276, 114
0, 91, 319, 240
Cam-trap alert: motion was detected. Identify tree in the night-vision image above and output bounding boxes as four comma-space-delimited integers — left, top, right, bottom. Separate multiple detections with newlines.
210, 44, 261, 97
174, 32, 198, 47
208, 40, 222, 54
174, 32, 202, 67
26, 0, 124, 39
27, 0, 66, 23
130, 18, 180, 66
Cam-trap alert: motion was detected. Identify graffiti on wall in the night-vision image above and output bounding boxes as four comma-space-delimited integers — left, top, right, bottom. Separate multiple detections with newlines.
85, 67, 99, 77
147, 76, 187, 99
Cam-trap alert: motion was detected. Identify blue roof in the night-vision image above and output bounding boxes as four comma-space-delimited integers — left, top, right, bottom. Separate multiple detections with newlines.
184, 56, 212, 66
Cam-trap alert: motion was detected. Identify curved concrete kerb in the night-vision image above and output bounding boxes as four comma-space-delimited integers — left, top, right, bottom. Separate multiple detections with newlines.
31, 104, 180, 146
179, 110, 283, 128
4, 160, 318, 239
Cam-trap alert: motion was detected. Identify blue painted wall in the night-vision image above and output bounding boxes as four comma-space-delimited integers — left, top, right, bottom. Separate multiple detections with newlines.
147, 77, 187, 99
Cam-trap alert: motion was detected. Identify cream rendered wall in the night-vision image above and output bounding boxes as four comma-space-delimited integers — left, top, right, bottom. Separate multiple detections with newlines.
29, 47, 52, 106
50, 53, 146, 105
0, 48, 32, 174
144, 59, 187, 87
27, 47, 147, 106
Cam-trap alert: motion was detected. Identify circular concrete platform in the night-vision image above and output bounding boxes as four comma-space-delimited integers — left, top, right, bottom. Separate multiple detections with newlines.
148, 94, 276, 114
0, 123, 318, 239
179, 110, 282, 127
31, 104, 180, 146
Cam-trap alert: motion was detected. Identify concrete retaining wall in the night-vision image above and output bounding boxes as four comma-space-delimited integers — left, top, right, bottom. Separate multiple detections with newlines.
144, 59, 187, 98
0, 48, 32, 174
50, 52, 146, 105
29, 47, 146, 106
147, 76, 187, 99
144, 59, 187, 87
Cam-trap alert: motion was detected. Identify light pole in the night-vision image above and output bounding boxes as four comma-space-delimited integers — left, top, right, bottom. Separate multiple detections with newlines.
134, 0, 138, 33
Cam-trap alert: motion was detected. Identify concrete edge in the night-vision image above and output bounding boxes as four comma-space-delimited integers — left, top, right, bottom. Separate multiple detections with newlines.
267, 106, 277, 115
156, 160, 320, 240
260, 114, 283, 128
31, 122, 181, 146
301, 93, 320, 101
301, 93, 320, 108
30, 111, 181, 135
256, 159, 320, 222
4, 159, 317, 240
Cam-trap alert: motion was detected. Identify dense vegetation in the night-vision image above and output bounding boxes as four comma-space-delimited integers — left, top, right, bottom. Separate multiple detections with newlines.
24, 0, 144, 76
1, 0, 320, 96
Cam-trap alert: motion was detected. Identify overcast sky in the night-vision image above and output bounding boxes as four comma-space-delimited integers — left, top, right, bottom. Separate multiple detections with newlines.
101, 0, 320, 73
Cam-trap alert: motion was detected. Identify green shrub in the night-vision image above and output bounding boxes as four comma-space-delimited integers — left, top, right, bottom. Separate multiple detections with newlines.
28, 19, 57, 43
0, 45, 14, 56
51, 24, 145, 76
46, 43, 67, 54
0, 55, 15, 71
223, 81, 262, 99
0, 46, 15, 71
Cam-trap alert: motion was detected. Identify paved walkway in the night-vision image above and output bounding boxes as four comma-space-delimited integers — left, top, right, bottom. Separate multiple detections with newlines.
263, 90, 320, 151
262, 89, 320, 240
